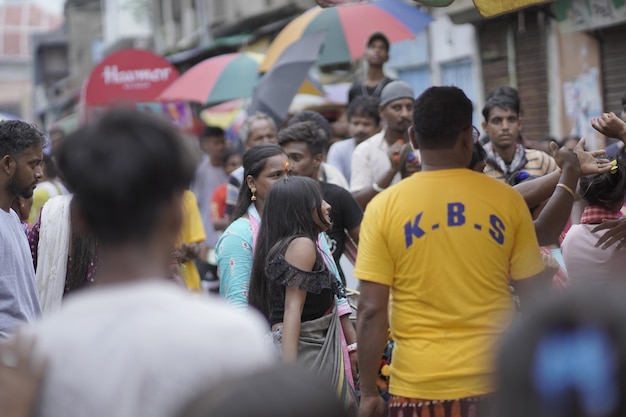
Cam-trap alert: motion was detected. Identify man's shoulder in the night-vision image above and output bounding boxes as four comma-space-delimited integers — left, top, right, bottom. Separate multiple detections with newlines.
329, 138, 355, 153
354, 131, 384, 152
320, 180, 351, 199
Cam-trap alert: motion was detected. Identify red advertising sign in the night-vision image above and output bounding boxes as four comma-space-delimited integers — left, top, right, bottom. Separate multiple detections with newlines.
83, 49, 179, 106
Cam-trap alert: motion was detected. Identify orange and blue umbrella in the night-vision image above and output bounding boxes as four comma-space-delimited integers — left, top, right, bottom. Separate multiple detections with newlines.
259, 0, 433, 72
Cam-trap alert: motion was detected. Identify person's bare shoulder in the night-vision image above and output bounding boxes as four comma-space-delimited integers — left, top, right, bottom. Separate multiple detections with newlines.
284, 237, 317, 272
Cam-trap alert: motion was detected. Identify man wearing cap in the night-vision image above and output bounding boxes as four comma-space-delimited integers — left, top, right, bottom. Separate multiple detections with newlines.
350, 80, 414, 209
348, 32, 394, 103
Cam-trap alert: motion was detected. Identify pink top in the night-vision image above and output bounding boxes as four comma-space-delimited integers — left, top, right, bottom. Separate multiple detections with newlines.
562, 224, 626, 284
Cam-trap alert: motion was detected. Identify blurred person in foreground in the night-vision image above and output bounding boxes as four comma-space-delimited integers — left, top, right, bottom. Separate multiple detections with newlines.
0, 120, 44, 340
11, 110, 274, 417
496, 285, 626, 417
177, 364, 348, 417
356, 87, 551, 417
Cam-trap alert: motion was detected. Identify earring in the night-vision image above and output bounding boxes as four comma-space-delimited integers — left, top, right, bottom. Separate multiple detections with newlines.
251, 187, 257, 201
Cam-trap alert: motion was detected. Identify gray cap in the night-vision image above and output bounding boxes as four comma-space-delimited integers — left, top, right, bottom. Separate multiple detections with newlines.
380, 80, 414, 107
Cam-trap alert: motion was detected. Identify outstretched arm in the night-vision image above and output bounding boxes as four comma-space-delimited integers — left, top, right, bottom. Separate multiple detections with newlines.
513, 139, 610, 208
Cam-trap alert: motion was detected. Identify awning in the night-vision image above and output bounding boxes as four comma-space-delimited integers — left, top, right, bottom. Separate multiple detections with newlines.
167, 34, 252, 65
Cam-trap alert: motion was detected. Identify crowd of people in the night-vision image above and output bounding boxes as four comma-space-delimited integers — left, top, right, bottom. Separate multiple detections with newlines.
1, 31, 626, 417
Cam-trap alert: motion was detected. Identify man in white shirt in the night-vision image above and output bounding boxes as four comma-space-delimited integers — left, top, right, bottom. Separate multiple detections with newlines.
350, 80, 415, 209
13, 110, 275, 417
0, 120, 44, 340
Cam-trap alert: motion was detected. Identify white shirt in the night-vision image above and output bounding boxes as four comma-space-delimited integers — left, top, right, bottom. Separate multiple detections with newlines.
562, 224, 626, 285
0, 208, 41, 340
22, 280, 275, 417
349, 130, 401, 192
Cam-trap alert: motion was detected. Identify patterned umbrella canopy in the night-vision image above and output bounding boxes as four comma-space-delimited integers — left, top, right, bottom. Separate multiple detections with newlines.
259, 0, 433, 72
158, 52, 322, 105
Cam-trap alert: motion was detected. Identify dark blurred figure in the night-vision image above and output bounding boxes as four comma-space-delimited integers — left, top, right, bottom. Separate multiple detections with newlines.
177, 364, 348, 417
496, 285, 626, 417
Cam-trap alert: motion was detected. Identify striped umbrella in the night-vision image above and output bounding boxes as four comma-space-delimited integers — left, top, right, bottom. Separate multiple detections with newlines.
259, 0, 433, 72
158, 52, 323, 105
158, 52, 263, 105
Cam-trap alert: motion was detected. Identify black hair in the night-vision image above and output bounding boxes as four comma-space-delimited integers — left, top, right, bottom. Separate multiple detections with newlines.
42, 154, 58, 179
277, 121, 327, 156
177, 363, 348, 417
0, 120, 46, 158
201, 125, 224, 142
232, 144, 287, 220
287, 110, 333, 148
367, 32, 390, 53
579, 157, 626, 211
56, 109, 194, 245
496, 285, 626, 417
347, 95, 381, 125
469, 142, 488, 170
412, 86, 472, 150
621, 92, 626, 107
482, 94, 521, 123
560, 135, 581, 148
248, 176, 329, 319
486, 85, 520, 105
222, 147, 242, 167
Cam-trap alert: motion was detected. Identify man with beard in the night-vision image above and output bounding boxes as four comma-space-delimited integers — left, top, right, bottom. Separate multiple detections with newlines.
0, 120, 44, 339
350, 81, 414, 209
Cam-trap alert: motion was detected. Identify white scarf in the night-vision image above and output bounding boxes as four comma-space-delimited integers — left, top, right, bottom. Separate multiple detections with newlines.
36, 195, 72, 315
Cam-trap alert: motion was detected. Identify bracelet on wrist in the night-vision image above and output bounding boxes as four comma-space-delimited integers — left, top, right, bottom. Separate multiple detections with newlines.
347, 343, 357, 353
556, 183, 576, 200
372, 182, 385, 193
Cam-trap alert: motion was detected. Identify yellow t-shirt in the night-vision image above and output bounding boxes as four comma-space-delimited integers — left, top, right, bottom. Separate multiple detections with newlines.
354, 169, 544, 400
177, 191, 206, 291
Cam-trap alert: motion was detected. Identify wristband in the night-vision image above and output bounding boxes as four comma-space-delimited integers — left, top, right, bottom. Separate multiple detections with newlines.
372, 182, 385, 193
556, 183, 576, 200
347, 343, 357, 353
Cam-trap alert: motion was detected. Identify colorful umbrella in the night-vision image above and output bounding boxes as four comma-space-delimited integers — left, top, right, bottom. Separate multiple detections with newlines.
158, 52, 323, 105
249, 31, 327, 127
200, 99, 247, 129
259, 0, 433, 72
158, 52, 261, 105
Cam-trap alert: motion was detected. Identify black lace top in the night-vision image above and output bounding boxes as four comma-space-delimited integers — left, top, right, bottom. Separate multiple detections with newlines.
266, 252, 345, 326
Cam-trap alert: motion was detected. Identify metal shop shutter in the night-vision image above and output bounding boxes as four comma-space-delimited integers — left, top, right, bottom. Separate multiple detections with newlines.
599, 24, 626, 114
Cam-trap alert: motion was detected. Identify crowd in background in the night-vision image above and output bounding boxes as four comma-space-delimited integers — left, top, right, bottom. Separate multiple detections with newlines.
1, 31, 626, 417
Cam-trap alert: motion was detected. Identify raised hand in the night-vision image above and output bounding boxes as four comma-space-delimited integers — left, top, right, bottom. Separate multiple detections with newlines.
593, 218, 626, 250
573, 138, 612, 176
591, 113, 626, 142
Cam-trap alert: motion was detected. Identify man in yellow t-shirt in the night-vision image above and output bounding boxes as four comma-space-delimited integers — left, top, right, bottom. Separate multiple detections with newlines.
175, 190, 206, 291
355, 87, 550, 417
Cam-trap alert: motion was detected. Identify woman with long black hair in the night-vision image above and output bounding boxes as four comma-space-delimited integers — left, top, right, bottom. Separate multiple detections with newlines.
249, 176, 358, 415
